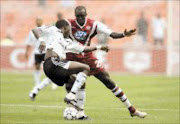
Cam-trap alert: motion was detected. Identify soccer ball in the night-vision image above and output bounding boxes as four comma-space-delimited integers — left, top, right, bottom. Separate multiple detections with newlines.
63, 107, 78, 120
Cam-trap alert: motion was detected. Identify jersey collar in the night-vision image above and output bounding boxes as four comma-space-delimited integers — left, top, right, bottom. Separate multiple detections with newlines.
75, 18, 87, 29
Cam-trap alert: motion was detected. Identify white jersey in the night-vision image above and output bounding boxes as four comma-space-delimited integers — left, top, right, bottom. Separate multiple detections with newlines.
152, 18, 166, 39
95, 21, 113, 36
25, 25, 46, 54
37, 26, 85, 60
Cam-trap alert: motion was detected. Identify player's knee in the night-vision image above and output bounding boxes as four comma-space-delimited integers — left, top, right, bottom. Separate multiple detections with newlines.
85, 64, 90, 72
82, 64, 90, 75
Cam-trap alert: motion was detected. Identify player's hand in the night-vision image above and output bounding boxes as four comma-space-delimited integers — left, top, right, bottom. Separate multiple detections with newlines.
38, 41, 46, 53
100, 45, 109, 52
124, 29, 136, 37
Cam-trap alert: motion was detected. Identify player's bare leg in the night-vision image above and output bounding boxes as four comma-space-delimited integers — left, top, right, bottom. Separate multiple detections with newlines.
64, 61, 90, 108
94, 72, 147, 118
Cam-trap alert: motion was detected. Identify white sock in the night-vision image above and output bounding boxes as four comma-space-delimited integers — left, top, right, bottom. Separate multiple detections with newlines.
76, 89, 86, 110
34, 70, 41, 86
124, 99, 132, 108
31, 86, 39, 94
31, 78, 51, 95
37, 78, 51, 90
112, 85, 132, 109
71, 72, 87, 94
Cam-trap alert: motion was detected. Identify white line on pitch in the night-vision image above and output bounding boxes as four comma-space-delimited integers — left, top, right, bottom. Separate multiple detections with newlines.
0, 103, 179, 112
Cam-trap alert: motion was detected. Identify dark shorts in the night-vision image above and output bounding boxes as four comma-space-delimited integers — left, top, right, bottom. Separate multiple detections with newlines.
43, 57, 71, 86
34, 53, 45, 64
66, 52, 105, 75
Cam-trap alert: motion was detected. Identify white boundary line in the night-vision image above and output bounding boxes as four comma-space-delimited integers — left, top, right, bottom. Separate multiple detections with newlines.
0, 103, 179, 112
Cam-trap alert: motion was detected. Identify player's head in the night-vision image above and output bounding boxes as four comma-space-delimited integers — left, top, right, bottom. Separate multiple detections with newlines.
75, 6, 87, 26
36, 17, 43, 27
56, 19, 70, 38
140, 12, 144, 17
57, 12, 63, 21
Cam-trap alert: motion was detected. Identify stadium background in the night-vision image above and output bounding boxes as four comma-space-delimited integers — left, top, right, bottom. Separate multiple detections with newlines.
0, 1, 179, 124
1, 0, 179, 76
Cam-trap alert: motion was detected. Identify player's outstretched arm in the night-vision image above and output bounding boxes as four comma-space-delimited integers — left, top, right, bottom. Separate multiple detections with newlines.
32, 28, 46, 53
110, 29, 136, 39
83, 45, 109, 53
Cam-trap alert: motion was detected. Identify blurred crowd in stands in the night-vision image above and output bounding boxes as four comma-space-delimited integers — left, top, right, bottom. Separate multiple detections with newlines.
0, 1, 172, 47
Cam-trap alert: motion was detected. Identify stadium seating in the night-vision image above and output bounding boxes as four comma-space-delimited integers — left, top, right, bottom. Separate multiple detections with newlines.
1, 1, 167, 45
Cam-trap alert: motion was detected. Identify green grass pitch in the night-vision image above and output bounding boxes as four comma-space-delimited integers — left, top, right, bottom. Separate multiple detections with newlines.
0, 71, 179, 124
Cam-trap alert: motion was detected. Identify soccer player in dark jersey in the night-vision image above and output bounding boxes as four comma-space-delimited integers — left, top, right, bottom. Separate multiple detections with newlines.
65, 5, 147, 118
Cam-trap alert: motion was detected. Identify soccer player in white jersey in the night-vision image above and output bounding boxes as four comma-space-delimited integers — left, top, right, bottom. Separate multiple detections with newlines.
25, 17, 51, 88
25, 17, 52, 100
29, 13, 63, 96
31, 19, 109, 119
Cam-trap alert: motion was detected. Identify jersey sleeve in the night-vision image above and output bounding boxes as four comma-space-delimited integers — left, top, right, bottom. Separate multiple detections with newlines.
35, 25, 56, 38
36, 26, 49, 36
35, 25, 61, 45
96, 21, 113, 36
65, 38, 85, 54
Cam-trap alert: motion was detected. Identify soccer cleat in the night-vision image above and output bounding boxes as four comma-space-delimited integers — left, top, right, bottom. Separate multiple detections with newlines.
130, 110, 147, 118
64, 92, 77, 107
76, 111, 91, 120
29, 92, 37, 101
77, 115, 91, 120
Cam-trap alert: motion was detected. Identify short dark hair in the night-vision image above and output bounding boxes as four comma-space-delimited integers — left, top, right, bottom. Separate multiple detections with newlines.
55, 19, 69, 29
75, 5, 86, 13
